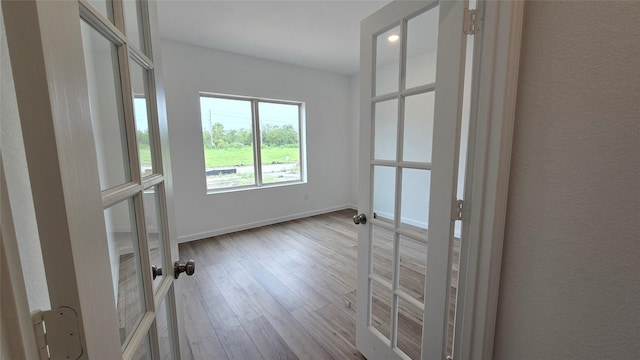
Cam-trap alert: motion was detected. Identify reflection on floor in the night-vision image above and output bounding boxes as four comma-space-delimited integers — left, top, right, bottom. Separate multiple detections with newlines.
117, 252, 142, 345
117, 245, 169, 359
177, 209, 460, 360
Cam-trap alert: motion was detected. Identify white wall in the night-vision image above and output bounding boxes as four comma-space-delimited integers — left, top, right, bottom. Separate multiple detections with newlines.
161, 40, 354, 242
494, 1, 640, 359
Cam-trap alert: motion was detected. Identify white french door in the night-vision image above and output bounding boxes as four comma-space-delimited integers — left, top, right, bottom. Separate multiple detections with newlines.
356, 1, 469, 359
2, 0, 188, 358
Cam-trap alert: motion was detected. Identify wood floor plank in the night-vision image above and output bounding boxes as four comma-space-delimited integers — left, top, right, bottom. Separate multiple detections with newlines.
182, 292, 228, 360
248, 290, 334, 360
207, 235, 244, 265
243, 316, 299, 360
290, 307, 365, 360
225, 260, 267, 296
202, 292, 241, 326
208, 265, 262, 324
190, 267, 223, 302
216, 324, 265, 360
315, 303, 358, 346
257, 258, 330, 311
240, 259, 305, 312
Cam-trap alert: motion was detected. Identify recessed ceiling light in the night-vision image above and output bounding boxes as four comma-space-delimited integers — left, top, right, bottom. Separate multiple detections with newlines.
388, 34, 400, 42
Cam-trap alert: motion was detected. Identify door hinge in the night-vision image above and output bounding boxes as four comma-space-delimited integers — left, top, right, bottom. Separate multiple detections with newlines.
463, 8, 480, 35
32, 307, 83, 360
454, 199, 464, 221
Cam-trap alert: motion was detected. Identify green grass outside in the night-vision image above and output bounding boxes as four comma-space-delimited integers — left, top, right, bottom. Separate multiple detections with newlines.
203, 146, 299, 168
137, 144, 299, 168
139, 144, 152, 167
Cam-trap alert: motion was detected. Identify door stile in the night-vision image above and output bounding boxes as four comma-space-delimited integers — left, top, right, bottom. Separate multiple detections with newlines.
2, 0, 122, 358
422, 0, 468, 357
356, 3, 374, 350
146, 0, 186, 356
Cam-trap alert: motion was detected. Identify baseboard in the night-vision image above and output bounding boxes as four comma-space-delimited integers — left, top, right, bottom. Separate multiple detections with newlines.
374, 210, 430, 230
325, 207, 462, 237
177, 204, 356, 243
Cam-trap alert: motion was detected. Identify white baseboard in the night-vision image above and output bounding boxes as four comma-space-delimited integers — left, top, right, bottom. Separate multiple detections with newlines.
177, 204, 356, 243
364, 211, 462, 238
374, 210, 430, 230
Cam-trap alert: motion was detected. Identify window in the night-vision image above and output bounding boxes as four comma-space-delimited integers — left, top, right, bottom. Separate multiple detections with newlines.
199, 94, 305, 192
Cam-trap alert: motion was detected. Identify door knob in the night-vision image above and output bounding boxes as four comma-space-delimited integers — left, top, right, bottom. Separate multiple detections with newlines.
151, 265, 163, 280
174, 260, 195, 279
353, 213, 367, 225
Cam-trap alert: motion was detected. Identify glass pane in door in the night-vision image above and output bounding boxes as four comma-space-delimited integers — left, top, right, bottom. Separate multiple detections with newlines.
400, 168, 431, 232
142, 185, 165, 291
396, 297, 423, 359
371, 225, 394, 279
155, 296, 175, 359
398, 235, 427, 302
374, 99, 398, 161
129, 59, 155, 177
370, 281, 393, 341
123, 0, 146, 53
87, 0, 114, 23
403, 92, 435, 163
104, 199, 146, 346
80, 21, 131, 190
375, 25, 401, 95
405, 6, 439, 89
372, 166, 396, 222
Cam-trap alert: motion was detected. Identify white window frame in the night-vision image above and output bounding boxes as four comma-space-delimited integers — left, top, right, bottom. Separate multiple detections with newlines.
199, 92, 306, 193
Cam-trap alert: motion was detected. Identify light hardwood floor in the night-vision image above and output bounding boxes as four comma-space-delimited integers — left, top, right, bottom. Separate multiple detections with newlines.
176, 209, 459, 360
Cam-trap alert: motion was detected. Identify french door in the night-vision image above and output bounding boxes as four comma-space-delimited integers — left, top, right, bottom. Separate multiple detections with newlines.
356, 1, 469, 359
3, 0, 187, 358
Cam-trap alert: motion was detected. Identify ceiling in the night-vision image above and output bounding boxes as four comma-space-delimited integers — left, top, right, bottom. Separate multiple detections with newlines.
157, 0, 392, 75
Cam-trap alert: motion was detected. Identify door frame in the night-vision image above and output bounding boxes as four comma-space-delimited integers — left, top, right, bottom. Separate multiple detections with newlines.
452, 1, 524, 360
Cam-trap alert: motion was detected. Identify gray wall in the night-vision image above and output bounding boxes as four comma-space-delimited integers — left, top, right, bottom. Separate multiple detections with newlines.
494, 1, 640, 359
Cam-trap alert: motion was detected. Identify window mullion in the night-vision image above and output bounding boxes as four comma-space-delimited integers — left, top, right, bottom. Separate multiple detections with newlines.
252, 99, 263, 187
